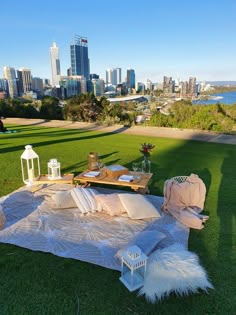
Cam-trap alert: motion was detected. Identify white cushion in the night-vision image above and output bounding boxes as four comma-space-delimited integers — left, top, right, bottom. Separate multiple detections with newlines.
52, 190, 77, 209
71, 188, 102, 214
94, 193, 126, 216
118, 194, 161, 219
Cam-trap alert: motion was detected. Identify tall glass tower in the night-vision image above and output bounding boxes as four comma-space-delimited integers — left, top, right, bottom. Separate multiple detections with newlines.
3, 66, 18, 98
126, 68, 135, 90
50, 42, 61, 86
17, 68, 32, 94
70, 35, 90, 80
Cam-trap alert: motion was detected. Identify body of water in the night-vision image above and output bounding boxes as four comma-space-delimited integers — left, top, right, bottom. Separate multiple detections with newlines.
192, 91, 236, 105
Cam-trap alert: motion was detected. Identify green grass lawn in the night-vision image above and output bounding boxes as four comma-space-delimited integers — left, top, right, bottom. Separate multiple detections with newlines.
0, 124, 236, 315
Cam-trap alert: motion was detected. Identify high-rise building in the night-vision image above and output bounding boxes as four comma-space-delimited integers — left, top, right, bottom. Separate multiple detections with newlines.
0, 79, 9, 96
60, 75, 87, 98
146, 79, 153, 91
188, 77, 197, 96
126, 68, 135, 90
91, 78, 105, 96
106, 68, 122, 86
70, 35, 90, 80
3, 66, 18, 98
17, 68, 32, 95
112, 68, 122, 85
163, 76, 174, 94
106, 68, 112, 85
32, 77, 44, 96
50, 42, 61, 87
90, 73, 99, 80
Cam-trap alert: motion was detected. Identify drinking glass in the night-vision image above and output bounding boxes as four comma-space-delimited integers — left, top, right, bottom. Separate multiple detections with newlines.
132, 162, 139, 179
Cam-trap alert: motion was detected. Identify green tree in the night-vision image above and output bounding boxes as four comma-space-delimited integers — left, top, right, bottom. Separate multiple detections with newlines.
64, 93, 104, 122
40, 96, 62, 120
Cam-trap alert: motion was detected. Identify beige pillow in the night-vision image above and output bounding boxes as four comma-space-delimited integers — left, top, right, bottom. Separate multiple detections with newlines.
118, 194, 161, 219
71, 188, 102, 214
94, 194, 126, 216
52, 190, 77, 209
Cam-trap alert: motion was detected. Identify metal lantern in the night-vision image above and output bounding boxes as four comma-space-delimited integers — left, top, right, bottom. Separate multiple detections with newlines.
47, 158, 61, 180
119, 245, 148, 292
88, 152, 99, 170
21, 145, 40, 186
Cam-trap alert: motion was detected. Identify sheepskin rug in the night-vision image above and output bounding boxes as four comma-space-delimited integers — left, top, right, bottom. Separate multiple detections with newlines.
139, 243, 214, 303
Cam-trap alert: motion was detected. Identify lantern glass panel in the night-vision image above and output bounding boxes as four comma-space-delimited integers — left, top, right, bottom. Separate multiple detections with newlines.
21, 145, 40, 186
47, 159, 61, 180
119, 246, 147, 292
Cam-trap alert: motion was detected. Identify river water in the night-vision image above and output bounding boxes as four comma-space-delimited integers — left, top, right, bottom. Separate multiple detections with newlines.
192, 91, 236, 105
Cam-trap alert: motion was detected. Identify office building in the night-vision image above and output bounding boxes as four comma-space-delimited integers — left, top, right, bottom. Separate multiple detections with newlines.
136, 82, 145, 93
17, 68, 32, 95
0, 79, 9, 96
112, 68, 122, 85
106, 69, 113, 85
32, 77, 44, 97
50, 42, 61, 86
3, 66, 18, 98
163, 76, 174, 94
126, 68, 135, 90
70, 35, 90, 80
59, 75, 87, 98
91, 78, 105, 96
106, 68, 122, 86
90, 73, 99, 80
146, 79, 153, 91
188, 77, 197, 96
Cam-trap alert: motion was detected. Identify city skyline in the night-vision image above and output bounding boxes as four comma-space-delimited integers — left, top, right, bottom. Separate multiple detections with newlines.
0, 0, 236, 83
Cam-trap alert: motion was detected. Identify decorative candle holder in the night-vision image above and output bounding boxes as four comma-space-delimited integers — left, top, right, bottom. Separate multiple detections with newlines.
21, 145, 40, 186
119, 245, 147, 292
47, 159, 61, 180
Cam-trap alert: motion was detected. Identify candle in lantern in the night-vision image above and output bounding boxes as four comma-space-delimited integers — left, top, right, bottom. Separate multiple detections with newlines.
29, 168, 34, 182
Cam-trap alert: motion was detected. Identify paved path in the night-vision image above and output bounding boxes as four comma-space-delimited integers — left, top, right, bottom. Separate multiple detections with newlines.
5, 118, 236, 145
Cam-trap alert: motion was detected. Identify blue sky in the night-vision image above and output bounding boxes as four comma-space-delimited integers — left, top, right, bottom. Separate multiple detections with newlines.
1, 0, 236, 83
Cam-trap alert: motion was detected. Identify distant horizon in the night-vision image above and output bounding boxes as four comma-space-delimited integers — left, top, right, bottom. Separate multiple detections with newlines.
1, 0, 236, 83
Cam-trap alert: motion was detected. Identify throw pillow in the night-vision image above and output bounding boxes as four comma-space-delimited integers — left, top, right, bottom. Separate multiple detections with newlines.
94, 194, 126, 216
71, 187, 102, 214
115, 230, 166, 259
138, 243, 214, 303
118, 194, 161, 219
52, 190, 77, 209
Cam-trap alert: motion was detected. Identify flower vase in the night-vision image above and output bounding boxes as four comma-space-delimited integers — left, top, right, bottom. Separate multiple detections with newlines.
141, 156, 151, 173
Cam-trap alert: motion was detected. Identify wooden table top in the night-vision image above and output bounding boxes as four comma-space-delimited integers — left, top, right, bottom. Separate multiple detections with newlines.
74, 169, 153, 191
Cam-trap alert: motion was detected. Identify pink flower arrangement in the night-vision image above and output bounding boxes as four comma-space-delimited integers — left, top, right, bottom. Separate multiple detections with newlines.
140, 142, 155, 157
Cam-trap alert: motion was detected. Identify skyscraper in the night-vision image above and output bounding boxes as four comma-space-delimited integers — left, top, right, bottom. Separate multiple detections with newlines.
112, 68, 122, 85
3, 66, 18, 98
106, 68, 112, 85
188, 77, 197, 96
70, 35, 90, 80
50, 42, 61, 86
17, 68, 32, 95
106, 68, 122, 86
126, 68, 135, 90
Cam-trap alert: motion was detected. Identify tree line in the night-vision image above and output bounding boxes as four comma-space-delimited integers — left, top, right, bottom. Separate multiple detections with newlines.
0, 94, 235, 133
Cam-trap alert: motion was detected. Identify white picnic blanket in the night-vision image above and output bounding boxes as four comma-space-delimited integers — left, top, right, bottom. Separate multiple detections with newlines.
0, 184, 189, 271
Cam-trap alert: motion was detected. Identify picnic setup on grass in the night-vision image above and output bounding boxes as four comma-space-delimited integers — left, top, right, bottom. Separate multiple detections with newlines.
0, 143, 214, 303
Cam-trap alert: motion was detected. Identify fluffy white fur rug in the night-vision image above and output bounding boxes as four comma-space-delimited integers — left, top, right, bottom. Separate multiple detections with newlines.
139, 243, 214, 303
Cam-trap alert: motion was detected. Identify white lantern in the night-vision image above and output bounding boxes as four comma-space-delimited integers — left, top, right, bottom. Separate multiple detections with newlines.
21, 145, 40, 186
119, 245, 147, 292
47, 159, 61, 180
